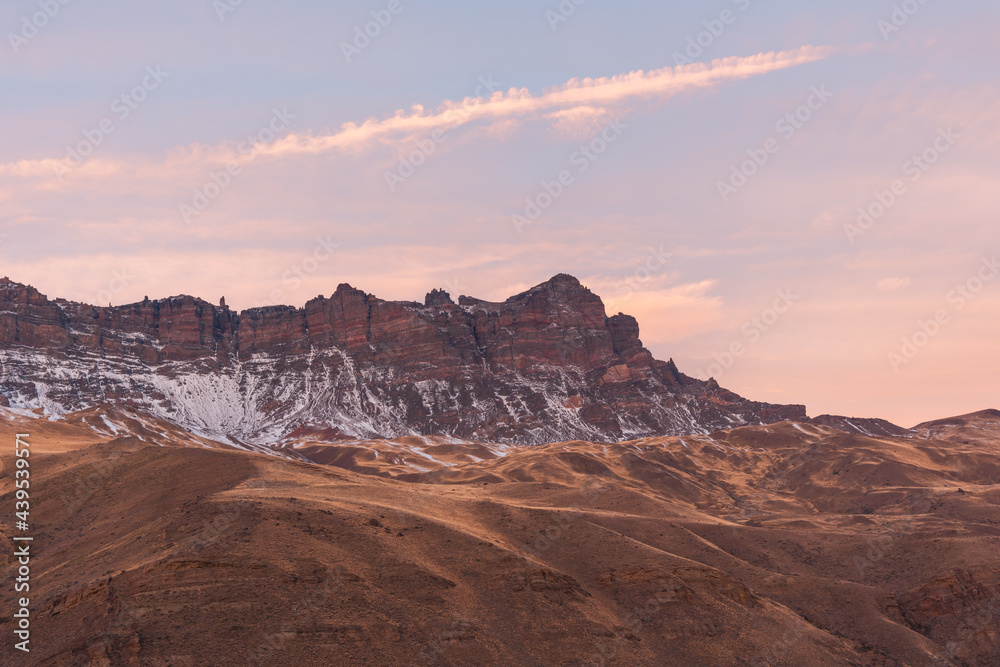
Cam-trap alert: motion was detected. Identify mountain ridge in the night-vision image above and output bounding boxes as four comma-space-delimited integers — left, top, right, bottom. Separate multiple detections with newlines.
0, 274, 807, 445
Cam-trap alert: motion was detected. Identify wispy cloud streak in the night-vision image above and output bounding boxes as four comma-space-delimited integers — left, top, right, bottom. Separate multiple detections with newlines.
0, 46, 835, 187
260, 46, 838, 158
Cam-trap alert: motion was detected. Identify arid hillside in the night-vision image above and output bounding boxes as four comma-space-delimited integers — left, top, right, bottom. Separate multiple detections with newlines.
1, 408, 999, 666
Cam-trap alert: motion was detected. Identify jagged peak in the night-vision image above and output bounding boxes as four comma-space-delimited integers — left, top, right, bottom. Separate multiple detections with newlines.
506, 274, 593, 304
425, 289, 454, 307
456, 294, 503, 310
2, 275, 605, 316
0, 277, 32, 291
544, 273, 583, 287
333, 283, 368, 300
0, 273, 812, 445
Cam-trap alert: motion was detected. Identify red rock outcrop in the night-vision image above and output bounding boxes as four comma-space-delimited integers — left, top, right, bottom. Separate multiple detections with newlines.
0, 275, 806, 444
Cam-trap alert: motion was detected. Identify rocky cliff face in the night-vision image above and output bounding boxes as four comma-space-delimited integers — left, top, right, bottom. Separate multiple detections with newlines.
0, 274, 806, 445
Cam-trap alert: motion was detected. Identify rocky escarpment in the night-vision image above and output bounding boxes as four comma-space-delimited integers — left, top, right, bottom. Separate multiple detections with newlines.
0, 274, 806, 445
900, 568, 1000, 666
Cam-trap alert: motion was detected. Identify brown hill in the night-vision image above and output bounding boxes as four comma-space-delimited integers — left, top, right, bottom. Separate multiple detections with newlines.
1, 410, 998, 665
808, 415, 914, 439
914, 410, 1000, 446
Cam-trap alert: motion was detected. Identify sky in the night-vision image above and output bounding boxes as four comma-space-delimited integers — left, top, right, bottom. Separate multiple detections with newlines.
1, 0, 998, 427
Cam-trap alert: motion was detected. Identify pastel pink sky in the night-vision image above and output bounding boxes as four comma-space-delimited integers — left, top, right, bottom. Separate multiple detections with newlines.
1, 0, 998, 427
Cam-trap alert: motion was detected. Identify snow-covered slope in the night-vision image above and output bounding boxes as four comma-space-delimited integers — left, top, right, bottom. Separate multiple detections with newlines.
0, 345, 786, 445
0, 274, 808, 445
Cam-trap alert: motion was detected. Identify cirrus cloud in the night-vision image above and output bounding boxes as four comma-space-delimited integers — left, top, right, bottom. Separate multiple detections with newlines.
258, 45, 840, 159
0, 45, 839, 194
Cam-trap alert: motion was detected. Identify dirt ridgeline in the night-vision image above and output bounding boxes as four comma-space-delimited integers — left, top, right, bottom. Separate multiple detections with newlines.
1, 409, 998, 666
